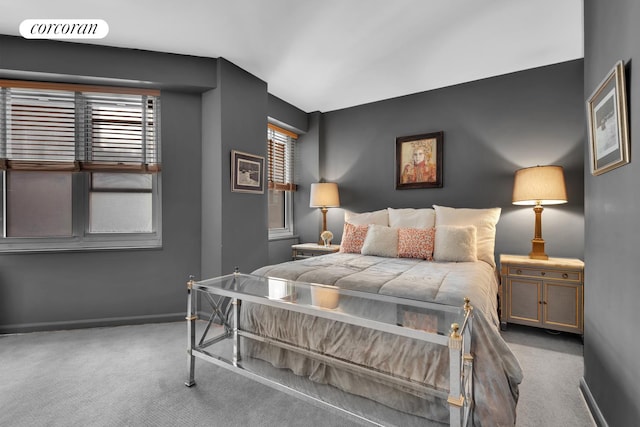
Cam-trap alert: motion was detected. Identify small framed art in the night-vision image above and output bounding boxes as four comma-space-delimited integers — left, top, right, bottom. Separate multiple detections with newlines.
231, 150, 264, 194
586, 60, 630, 176
396, 131, 443, 189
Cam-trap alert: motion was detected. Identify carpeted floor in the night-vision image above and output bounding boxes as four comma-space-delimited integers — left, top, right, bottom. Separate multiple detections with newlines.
0, 321, 595, 426
500, 324, 595, 427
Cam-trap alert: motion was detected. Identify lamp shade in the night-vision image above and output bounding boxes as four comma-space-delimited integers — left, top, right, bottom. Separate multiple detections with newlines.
512, 165, 568, 206
309, 183, 340, 208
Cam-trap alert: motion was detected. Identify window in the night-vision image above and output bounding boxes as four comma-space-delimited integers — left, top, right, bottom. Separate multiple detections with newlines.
0, 80, 161, 252
6, 171, 73, 237
89, 173, 153, 233
267, 123, 296, 239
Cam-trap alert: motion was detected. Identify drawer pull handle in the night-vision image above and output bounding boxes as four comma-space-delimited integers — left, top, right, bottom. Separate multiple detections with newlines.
562, 273, 569, 279
516, 269, 522, 275
540, 272, 546, 276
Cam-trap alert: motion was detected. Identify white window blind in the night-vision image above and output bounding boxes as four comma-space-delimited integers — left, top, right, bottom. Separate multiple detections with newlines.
0, 80, 160, 173
267, 123, 297, 191
0, 87, 77, 171
82, 92, 160, 172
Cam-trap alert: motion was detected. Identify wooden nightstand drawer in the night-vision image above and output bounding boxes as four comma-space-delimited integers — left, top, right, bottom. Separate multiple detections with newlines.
508, 266, 581, 282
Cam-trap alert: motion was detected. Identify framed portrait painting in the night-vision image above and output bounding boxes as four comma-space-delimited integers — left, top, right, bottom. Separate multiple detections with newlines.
231, 150, 264, 194
586, 60, 630, 176
396, 131, 443, 189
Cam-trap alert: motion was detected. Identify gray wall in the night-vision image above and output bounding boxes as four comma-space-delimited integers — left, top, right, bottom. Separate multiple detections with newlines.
0, 36, 307, 333
0, 37, 210, 332
218, 59, 269, 275
268, 94, 308, 134
0, 36, 218, 91
295, 112, 323, 243
201, 59, 269, 277
583, 1, 640, 425
0, 36, 307, 332
296, 60, 585, 261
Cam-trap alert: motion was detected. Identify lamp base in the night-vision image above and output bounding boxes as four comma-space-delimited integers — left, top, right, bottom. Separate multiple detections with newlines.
529, 238, 548, 260
317, 207, 328, 245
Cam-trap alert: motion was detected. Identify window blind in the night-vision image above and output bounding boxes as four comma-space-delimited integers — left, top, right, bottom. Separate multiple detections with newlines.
267, 123, 297, 191
0, 87, 78, 171
0, 80, 160, 172
81, 92, 160, 172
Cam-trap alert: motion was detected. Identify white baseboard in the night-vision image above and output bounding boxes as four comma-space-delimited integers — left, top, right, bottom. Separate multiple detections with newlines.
0, 312, 185, 334
580, 377, 609, 427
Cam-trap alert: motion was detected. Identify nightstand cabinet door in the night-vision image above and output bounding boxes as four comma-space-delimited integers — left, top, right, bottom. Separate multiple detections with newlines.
507, 278, 543, 326
500, 254, 584, 334
544, 281, 582, 332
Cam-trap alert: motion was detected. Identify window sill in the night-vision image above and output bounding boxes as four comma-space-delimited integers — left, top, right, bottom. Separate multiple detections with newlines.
0, 236, 162, 254
268, 233, 299, 242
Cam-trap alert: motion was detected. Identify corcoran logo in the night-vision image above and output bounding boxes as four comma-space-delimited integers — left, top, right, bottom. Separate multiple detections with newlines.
20, 19, 109, 39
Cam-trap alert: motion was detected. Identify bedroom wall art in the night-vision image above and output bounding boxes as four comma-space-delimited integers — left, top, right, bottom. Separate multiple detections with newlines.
586, 60, 630, 176
231, 150, 265, 193
395, 131, 443, 189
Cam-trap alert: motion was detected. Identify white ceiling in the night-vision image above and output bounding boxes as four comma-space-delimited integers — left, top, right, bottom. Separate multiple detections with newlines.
0, 0, 584, 112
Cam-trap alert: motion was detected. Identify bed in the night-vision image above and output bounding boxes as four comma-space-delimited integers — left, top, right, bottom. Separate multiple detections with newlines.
242, 206, 523, 426
186, 206, 523, 426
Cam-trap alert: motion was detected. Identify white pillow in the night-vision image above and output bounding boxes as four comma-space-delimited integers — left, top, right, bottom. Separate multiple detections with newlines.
433, 205, 501, 267
361, 224, 398, 258
344, 209, 389, 226
434, 225, 477, 262
388, 208, 435, 229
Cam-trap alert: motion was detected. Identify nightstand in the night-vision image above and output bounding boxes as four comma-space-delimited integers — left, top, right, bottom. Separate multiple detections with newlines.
291, 243, 340, 260
499, 254, 584, 334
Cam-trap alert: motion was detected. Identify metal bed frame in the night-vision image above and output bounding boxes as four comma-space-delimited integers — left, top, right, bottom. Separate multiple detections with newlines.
185, 271, 474, 426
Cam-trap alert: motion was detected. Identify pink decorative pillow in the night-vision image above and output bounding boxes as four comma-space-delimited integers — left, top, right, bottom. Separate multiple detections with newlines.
340, 222, 369, 253
397, 227, 435, 260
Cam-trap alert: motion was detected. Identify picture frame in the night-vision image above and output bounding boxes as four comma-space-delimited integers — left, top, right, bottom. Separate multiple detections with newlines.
231, 150, 264, 194
396, 131, 443, 189
586, 60, 630, 176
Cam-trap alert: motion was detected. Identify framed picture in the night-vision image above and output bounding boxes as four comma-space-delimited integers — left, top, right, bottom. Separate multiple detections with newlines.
231, 150, 264, 194
396, 131, 443, 189
586, 60, 630, 176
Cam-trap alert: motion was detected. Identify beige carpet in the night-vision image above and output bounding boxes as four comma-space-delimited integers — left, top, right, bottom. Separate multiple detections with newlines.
500, 324, 595, 427
0, 321, 594, 426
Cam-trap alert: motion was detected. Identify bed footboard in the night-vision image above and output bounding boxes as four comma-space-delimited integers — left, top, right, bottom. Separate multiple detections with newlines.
185, 272, 474, 426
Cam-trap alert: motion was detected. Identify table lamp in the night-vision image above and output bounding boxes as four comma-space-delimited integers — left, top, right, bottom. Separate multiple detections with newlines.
512, 165, 567, 260
309, 182, 340, 245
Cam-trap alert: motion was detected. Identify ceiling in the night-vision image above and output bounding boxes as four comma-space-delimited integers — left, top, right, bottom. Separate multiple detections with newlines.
0, 0, 584, 113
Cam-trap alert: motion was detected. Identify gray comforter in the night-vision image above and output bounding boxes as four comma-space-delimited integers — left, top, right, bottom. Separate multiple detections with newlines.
245, 253, 522, 426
